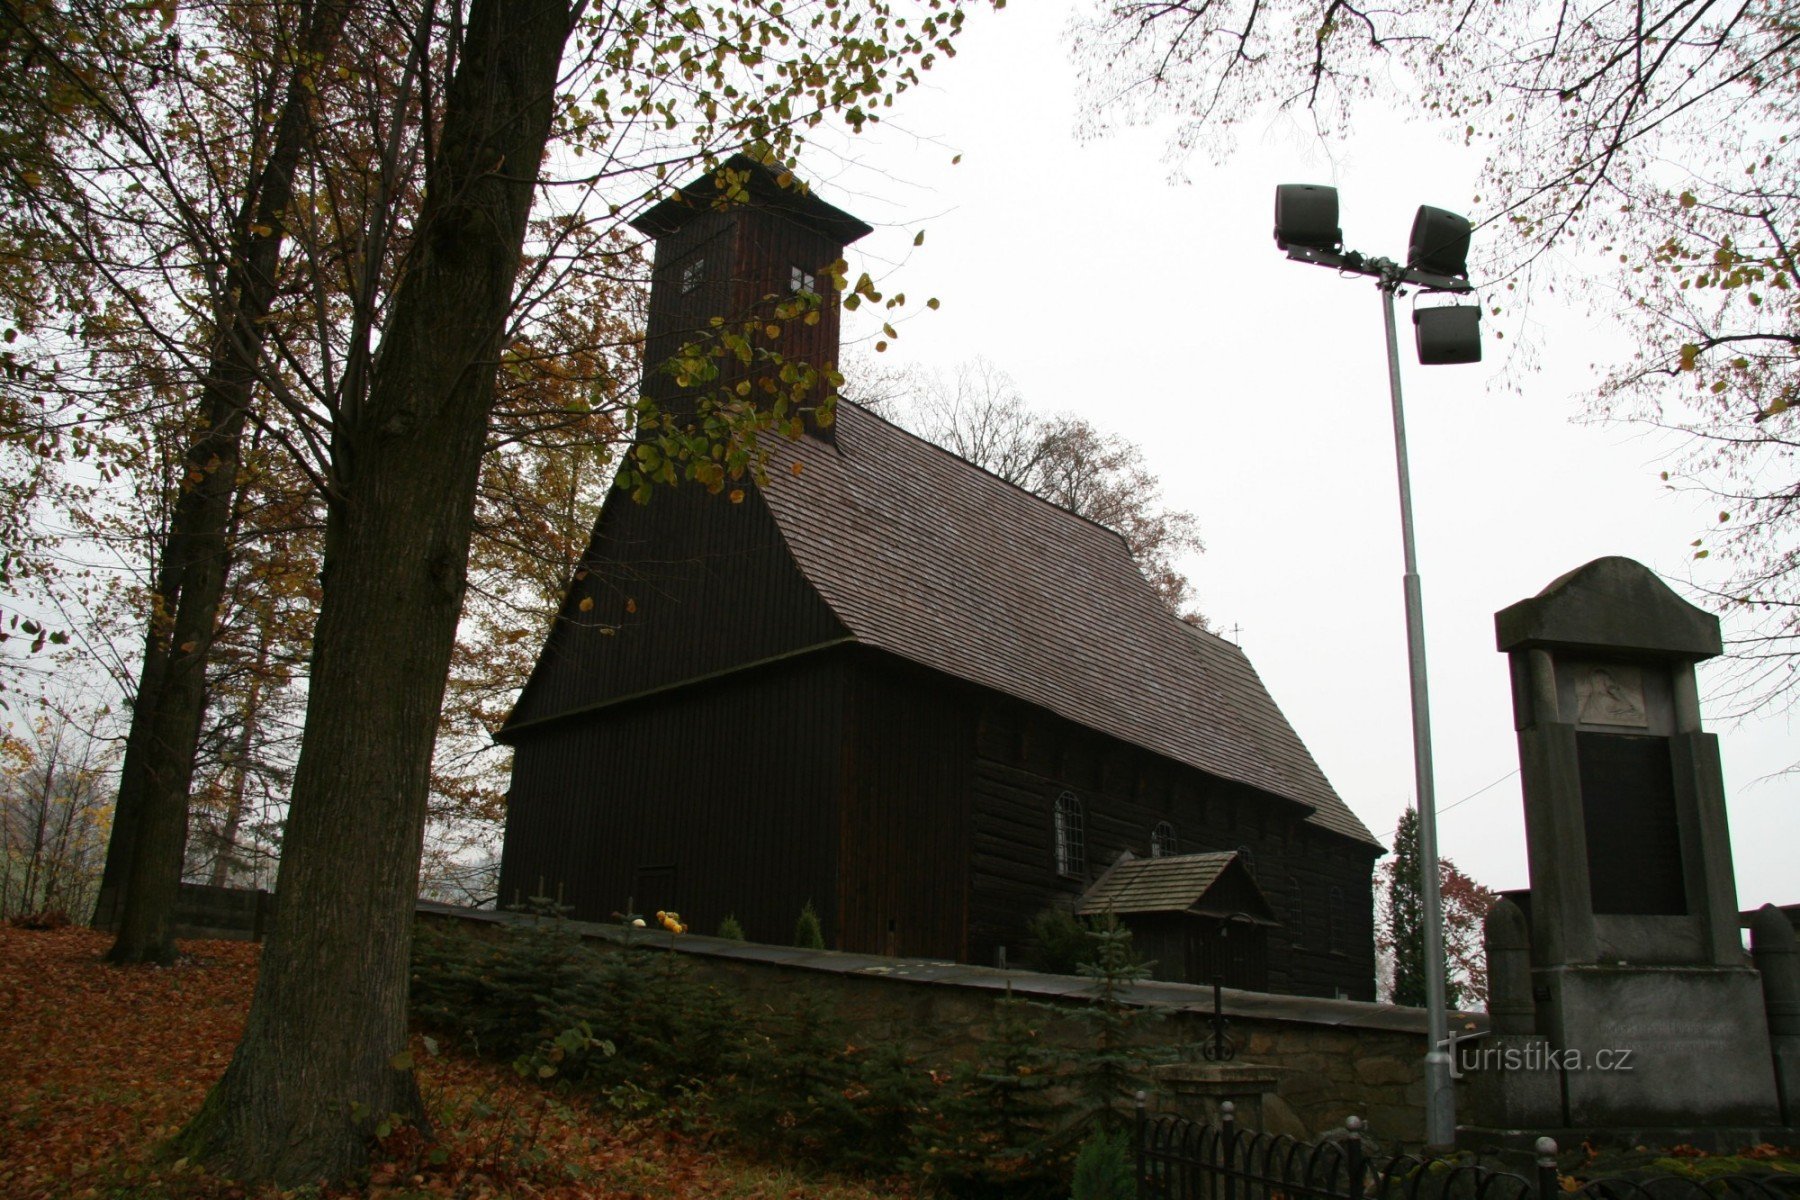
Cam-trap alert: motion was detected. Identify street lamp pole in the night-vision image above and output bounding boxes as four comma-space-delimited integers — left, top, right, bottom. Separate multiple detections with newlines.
1377, 273, 1455, 1149
1271, 186, 1479, 1151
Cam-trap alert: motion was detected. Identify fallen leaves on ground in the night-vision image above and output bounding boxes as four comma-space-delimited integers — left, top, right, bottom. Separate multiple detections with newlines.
0, 925, 912, 1200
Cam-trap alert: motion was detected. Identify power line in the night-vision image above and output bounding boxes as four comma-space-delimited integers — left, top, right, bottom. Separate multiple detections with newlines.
1440, 767, 1520, 815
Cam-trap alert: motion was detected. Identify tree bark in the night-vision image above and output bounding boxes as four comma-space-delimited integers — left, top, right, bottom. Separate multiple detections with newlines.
103, 0, 354, 965
176, 0, 574, 1182
91, 553, 176, 930
206, 623, 268, 888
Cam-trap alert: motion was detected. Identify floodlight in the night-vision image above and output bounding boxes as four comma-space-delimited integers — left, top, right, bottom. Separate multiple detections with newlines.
1408, 206, 1472, 278
1274, 184, 1341, 252
1414, 304, 1481, 365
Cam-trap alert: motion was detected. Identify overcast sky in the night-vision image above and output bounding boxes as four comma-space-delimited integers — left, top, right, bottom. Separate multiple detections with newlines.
806, 0, 1796, 908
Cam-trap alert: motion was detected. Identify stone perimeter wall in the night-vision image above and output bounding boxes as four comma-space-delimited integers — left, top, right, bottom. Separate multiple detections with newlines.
418, 903, 1461, 1147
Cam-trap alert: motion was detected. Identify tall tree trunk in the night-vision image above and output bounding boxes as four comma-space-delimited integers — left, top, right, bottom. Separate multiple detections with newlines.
177, 0, 573, 1182
91, 553, 176, 929
207, 621, 271, 888
104, 0, 354, 965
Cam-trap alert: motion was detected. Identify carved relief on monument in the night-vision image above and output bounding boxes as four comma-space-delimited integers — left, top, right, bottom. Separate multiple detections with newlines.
1572, 662, 1648, 729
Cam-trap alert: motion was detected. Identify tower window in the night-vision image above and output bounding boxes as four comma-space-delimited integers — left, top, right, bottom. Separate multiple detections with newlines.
1054, 791, 1085, 879
1150, 821, 1177, 858
789, 264, 817, 294
1328, 885, 1346, 954
1287, 877, 1304, 944
680, 257, 706, 294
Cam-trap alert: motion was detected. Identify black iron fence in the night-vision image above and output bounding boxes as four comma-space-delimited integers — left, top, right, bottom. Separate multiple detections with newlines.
1136, 1100, 1800, 1200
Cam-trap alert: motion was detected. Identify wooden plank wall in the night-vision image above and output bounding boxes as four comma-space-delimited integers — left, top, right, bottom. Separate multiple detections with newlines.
966, 695, 1380, 999
733, 209, 848, 388
641, 208, 738, 405
836, 653, 976, 960
508, 484, 846, 730
500, 653, 849, 945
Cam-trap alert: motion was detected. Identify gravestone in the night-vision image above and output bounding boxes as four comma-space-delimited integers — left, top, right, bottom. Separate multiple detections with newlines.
1462, 557, 1785, 1144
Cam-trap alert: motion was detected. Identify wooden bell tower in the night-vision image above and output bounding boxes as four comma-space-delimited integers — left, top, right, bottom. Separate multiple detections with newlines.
629, 154, 873, 429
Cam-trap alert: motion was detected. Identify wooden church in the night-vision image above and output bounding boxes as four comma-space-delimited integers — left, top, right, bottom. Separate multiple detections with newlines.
497, 156, 1382, 999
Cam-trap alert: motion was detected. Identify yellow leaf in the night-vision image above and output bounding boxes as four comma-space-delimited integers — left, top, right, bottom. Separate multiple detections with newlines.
790, 461, 805, 476
625, 597, 637, 613
764, 324, 781, 338
578, 596, 595, 612
729, 488, 746, 504
913, 230, 925, 246
926, 297, 940, 310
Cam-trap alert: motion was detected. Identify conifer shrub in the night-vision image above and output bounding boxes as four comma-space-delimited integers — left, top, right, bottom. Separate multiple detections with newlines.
1026, 906, 1093, 974
410, 909, 611, 1081
839, 1033, 935, 1175
718, 990, 860, 1160
717, 913, 746, 940
410, 908, 1170, 1189
1025, 905, 1142, 975
912, 991, 1066, 1199
410, 911, 733, 1095
1070, 1128, 1135, 1200
581, 947, 740, 1094
794, 900, 825, 949
1050, 912, 1166, 1136
720, 998, 937, 1176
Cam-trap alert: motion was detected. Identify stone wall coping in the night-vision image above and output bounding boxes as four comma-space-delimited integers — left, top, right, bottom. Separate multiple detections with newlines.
1155, 1063, 1286, 1084
417, 900, 1474, 1036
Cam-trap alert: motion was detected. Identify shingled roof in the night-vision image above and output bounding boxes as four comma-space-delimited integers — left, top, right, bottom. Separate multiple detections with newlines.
1076, 851, 1278, 923
755, 401, 1379, 847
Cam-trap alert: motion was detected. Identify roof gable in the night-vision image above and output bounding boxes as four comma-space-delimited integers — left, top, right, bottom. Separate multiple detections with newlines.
1077, 851, 1279, 923
757, 402, 1378, 846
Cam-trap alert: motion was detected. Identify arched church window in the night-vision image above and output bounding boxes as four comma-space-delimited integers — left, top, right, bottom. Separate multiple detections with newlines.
1054, 791, 1085, 879
1150, 821, 1178, 858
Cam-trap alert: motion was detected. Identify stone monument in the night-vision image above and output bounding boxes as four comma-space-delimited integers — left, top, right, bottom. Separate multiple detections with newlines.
1460, 557, 1790, 1146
